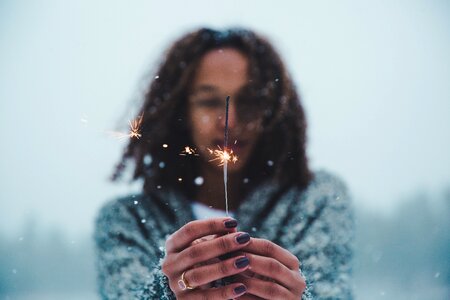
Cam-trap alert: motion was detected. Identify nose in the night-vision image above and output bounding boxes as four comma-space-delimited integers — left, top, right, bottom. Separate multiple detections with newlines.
218, 100, 238, 131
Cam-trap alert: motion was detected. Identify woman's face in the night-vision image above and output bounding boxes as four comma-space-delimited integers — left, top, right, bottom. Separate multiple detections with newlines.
188, 48, 262, 173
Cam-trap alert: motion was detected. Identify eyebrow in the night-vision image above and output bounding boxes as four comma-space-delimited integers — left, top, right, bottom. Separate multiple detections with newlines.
190, 84, 219, 96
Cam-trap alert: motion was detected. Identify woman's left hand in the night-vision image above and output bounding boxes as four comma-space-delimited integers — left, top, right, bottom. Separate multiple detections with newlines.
236, 238, 306, 299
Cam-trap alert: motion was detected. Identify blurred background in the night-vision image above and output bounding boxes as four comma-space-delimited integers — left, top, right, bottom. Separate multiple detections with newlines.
1, 0, 449, 299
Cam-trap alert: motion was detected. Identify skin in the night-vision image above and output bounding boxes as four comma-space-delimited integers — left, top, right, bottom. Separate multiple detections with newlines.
188, 48, 262, 211
188, 48, 259, 174
161, 48, 306, 299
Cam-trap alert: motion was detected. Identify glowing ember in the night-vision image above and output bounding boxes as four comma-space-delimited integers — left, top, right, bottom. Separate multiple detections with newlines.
179, 146, 200, 156
107, 114, 144, 140
128, 114, 143, 139
207, 146, 238, 166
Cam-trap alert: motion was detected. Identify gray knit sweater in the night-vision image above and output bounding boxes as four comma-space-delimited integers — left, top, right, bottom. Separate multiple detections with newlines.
95, 170, 354, 299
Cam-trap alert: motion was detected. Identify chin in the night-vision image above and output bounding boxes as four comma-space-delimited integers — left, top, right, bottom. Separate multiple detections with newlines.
206, 160, 244, 174
224, 162, 245, 173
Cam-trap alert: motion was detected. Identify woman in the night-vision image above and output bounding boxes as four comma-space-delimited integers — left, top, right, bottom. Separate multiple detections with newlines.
95, 28, 354, 299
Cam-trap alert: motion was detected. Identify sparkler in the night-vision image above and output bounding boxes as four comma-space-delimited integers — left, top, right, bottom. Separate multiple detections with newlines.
223, 96, 230, 215
207, 146, 238, 166
204, 96, 238, 215
128, 114, 144, 139
179, 146, 200, 156
107, 114, 144, 140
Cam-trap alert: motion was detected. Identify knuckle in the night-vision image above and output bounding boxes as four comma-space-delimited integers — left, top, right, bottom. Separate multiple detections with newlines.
220, 286, 229, 299
263, 240, 275, 256
183, 222, 197, 237
161, 265, 168, 276
290, 271, 305, 295
161, 257, 173, 276
161, 261, 169, 275
188, 269, 201, 286
165, 236, 173, 251
218, 236, 233, 252
264, 282, 279, 298
218, 261, 230, 275
169, 283, 179, 296
299, 274, 306, 289
293, 269, 302, 280
242, 277, 251, 286
200, 291, 212, 300
207, 219, 218, 232
191, 239, 201, 245
187, 245, 202, 260
291, 256, 300, 269
269, 259, 282, 275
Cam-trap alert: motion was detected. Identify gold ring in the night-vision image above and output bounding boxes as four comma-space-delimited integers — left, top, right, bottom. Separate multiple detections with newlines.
178, 271, 195, 290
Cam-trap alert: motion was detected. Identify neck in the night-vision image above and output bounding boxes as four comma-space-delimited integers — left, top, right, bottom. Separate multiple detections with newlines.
195, 163, 242, 212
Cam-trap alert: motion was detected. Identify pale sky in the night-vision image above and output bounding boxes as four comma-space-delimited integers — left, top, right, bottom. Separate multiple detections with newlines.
1, 0, 449, 238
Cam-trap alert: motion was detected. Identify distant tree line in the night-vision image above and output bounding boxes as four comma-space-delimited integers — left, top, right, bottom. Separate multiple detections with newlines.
354, 188, 450, 288
1, 187, 449, 296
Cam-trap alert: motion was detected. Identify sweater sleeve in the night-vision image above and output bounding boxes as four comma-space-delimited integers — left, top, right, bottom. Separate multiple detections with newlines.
94, 200, 175, 300
284, 173, 354, 299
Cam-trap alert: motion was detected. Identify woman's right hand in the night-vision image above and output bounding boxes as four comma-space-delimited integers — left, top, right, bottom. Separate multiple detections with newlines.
161, 217, 251, 299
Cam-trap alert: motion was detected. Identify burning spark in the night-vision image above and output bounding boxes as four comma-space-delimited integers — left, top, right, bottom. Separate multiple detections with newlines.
107, 114, 144, 140
128, 114, 143, 139
179, 146, 200, 156
207, 146, 238, 166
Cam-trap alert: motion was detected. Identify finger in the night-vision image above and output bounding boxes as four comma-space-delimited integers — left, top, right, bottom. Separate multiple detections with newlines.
239, 276, 293, 300
166, 217, 238, 253
241, 269, 257, 278
241, 238, 300, 270
190, 231, 237, 247
176, 232, 251, 270
191, 234, 218, 246
232, 275, 266, 299
246, 253, 304, 294
181, 283, 247, 299
180, 255, 250, 288
238, 295, 265, 300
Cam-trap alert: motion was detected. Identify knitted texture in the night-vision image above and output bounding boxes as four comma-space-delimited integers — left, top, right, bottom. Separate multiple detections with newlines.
95, 170, 354, 299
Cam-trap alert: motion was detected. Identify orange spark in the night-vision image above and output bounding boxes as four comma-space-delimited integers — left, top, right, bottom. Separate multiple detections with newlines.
107, 114, 144, 140
128, 114, 143, 139
179, 146, 200, 156
207, 146, 238, 166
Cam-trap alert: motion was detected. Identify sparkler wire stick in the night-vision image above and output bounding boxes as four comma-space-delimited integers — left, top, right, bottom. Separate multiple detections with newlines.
224, 96, 230, 216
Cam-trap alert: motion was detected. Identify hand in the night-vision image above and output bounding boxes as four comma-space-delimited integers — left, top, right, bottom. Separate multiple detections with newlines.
236, 238, 306, 299
161, 217, 251, 299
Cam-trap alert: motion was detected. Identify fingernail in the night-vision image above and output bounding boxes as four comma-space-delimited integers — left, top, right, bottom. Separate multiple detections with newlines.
224, 219, 238, 228
235, 233, 250, 244
234, 257, 249, 268
234, 284, 247, 295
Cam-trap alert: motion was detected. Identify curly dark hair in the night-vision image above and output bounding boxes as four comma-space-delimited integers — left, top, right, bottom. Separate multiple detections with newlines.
112, 27, 312, 202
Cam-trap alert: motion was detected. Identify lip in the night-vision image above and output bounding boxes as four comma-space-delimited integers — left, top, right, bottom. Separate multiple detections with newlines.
212, 139, 248, 153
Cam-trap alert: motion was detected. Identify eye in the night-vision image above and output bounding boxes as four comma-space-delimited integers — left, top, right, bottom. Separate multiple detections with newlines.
193, 97, 223, 108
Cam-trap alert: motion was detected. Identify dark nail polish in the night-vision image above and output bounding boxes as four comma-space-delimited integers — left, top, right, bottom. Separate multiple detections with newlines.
234, 285, 247, 295
236, 233, 250, 244
234, 257, 249, 268
224, 219, 238, 228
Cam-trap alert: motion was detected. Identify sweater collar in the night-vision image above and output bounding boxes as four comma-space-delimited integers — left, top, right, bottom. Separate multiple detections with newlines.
151, 180, 282, 232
